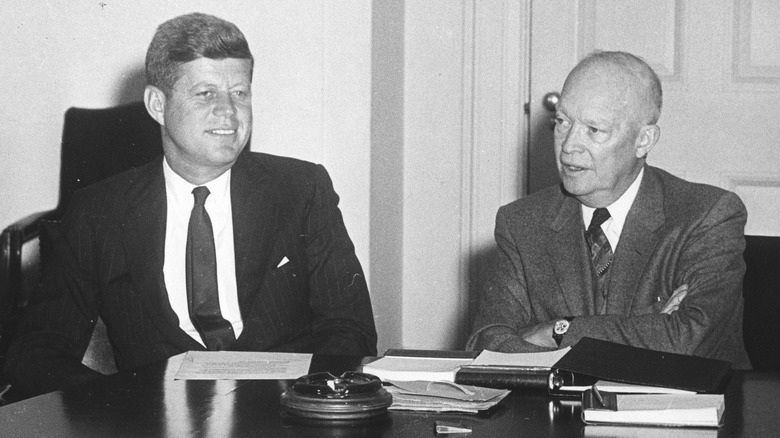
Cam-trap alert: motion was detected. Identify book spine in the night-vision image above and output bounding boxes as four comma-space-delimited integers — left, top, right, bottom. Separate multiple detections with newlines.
455, 368, 549, 390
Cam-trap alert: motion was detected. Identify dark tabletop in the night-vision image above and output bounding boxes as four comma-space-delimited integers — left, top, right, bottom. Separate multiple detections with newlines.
0, 353, 777, 437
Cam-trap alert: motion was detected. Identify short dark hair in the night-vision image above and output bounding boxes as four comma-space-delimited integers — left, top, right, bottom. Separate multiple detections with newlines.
569, 51, 662, 124
145, 12, 254, 96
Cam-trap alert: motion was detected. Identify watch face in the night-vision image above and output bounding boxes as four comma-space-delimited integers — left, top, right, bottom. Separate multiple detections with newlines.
554, 320, 570, 335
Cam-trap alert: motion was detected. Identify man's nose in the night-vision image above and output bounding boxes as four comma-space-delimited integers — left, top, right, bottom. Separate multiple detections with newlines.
559, 124, 585, 154
213, 93, 237, 117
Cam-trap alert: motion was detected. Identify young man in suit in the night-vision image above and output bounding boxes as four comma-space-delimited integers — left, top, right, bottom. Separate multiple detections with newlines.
468, 51, 751, 368
5, 12, 377, 398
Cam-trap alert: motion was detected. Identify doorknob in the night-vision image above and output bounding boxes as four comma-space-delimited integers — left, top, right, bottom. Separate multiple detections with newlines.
542, 92, 560, 128
542, 92, 560, 112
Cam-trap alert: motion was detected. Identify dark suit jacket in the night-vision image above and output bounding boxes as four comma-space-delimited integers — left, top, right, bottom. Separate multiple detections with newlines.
467, 165, 751, 369
5, 151, 377, 397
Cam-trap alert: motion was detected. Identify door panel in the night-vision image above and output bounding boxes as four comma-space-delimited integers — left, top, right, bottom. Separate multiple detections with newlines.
528, 0, 780, 235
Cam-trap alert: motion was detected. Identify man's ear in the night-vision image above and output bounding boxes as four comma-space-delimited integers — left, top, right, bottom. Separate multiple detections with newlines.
635, 124, 660, 158
144, 85, 166, 126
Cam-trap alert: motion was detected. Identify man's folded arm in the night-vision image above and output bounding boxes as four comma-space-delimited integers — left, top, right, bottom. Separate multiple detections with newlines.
559, 193, 747, 358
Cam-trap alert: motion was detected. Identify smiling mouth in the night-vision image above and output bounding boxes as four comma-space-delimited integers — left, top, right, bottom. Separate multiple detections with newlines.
208, 129, 236, 135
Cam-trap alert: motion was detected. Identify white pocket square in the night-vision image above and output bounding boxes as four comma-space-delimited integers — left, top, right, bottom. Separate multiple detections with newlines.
277, 256, 290, 268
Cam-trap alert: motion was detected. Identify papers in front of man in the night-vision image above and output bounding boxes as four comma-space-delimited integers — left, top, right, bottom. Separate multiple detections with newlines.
469, 347, 571, 368
174, 351, 312, 380
385, 380, 511, 413
455, 347, 571, 389
362, 356, 474, 382
581, 388, 725, 428
362, 348, 571, 386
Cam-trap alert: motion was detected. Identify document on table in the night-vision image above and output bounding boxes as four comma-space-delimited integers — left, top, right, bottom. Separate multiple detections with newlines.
469, 347, 571, 367
174, 351, 313, 380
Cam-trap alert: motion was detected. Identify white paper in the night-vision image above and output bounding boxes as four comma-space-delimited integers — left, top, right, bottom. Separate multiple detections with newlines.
470, 347, 571, 368
561, 380, 695, 394
362, 356, 474, 382
174, 351, 312, 380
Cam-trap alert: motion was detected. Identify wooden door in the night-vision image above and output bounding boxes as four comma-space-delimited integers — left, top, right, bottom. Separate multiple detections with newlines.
527, 0, 780, 236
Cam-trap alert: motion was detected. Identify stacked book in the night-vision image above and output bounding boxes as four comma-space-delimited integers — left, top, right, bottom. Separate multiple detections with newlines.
550, 338, 730, 429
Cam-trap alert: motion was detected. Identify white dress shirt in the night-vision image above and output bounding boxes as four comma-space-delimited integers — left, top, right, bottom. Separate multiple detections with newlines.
581, 167, 644, 251
162, 158, 244, 346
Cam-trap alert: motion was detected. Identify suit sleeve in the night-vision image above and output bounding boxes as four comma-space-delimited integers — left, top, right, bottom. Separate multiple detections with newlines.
466, 205, 554, 353
562, 192, 748, 363
3, 193, 103, 399
301, 165, 378, 356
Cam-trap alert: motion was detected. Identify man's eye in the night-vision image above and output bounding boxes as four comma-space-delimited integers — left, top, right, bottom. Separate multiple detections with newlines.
197, 91, 215, 98
555, 117, 570, 128
588, 126, 600, 134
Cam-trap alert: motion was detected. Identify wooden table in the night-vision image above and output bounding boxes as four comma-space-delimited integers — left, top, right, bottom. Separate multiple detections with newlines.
0, 354, 777, 437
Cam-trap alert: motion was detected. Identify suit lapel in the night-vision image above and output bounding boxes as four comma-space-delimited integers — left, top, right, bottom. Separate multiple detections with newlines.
548, 192, 596, 315
606, 166, 664, 314
122, 159, 202, 349
230, 153, 280, 318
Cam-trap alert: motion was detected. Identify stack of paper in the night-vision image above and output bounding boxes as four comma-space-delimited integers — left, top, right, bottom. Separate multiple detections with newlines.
362, 356, 474, 382
456, 348, 571, 389
384, 380, 510, 413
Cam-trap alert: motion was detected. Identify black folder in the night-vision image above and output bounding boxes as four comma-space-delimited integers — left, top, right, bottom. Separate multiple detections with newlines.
549, 337, 731, 397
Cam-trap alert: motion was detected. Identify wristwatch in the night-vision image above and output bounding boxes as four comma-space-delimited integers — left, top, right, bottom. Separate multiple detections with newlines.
552, 317, 574, 347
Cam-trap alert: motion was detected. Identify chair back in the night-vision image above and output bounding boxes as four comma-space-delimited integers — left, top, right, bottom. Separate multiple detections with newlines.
57, 102, 162, 215
743, 235, 780, 371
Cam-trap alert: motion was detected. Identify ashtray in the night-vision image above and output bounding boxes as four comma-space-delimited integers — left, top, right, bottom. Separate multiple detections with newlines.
280, 371, 392, 421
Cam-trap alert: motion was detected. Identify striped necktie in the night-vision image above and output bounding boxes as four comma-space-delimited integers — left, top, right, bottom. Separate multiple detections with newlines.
586, 208, 613, 313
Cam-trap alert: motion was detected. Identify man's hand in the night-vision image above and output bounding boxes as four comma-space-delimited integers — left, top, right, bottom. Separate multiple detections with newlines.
520, 321, 558, 348
661, 284, 688, 315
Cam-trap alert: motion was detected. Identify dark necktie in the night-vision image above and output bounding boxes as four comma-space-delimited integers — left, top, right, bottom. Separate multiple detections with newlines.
186, 186, 235, 350
586, 208, 613, 313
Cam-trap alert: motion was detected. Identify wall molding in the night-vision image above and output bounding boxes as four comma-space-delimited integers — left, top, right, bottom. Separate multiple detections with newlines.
733, 0, 780, 86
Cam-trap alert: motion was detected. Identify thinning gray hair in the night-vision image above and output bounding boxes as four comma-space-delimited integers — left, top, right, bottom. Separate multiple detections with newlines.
567, 50, 662, 124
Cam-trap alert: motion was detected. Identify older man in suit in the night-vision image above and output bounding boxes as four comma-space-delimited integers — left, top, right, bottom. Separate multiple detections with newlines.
4, 12, 377, 398
468, 51, 751, 368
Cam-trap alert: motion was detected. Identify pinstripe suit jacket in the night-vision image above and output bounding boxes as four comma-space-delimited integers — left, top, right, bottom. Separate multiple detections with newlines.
467, 165, 751, 369
5, 151, 377, 396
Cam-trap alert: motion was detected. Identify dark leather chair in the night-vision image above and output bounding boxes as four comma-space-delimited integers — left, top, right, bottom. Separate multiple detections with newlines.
0, 102, 162, 390
743, 235, 780, 371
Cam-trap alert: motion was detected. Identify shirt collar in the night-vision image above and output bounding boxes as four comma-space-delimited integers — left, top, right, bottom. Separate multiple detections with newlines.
582, 166, 644, 234
163, 157, 232, 208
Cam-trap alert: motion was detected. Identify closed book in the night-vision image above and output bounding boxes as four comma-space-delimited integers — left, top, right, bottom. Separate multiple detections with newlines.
454, 348, 571, 390
549, 338, 731, 397
581, 389, 725, 428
